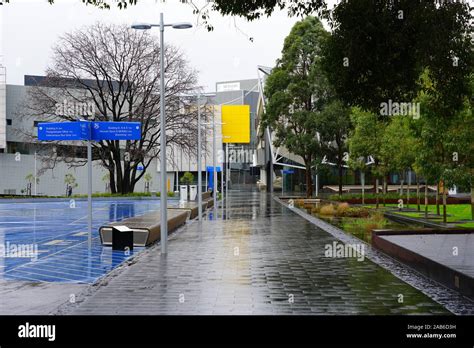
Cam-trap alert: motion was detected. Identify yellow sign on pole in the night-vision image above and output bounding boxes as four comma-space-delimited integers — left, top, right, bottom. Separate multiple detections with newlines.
221, 105, 251, 144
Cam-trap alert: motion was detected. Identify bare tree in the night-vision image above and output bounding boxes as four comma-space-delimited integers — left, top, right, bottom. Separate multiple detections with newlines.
19, 23, 207, 194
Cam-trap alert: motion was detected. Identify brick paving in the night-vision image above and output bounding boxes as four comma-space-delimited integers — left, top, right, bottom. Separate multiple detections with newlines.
69, 190, 449, 315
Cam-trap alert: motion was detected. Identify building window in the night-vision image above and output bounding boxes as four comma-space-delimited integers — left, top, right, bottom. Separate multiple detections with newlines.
6, 119, 12, 126
34, 121, 40, 127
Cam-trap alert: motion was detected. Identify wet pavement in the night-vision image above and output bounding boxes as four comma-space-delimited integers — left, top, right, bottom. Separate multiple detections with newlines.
66, 190, 451, 315
0, 200, 173, 283
381, 234, 474, 278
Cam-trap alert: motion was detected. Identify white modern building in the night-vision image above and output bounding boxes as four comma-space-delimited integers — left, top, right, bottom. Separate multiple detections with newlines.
0, 70, 259, 196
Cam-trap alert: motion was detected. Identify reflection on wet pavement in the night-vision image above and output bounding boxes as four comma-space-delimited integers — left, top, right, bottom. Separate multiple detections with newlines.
71, 190, 449, 315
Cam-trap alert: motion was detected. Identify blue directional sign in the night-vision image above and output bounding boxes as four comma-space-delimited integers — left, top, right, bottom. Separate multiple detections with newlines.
38, 122, 89, 141
91, 122, 141, 141
207, 166, 222, 191
206, 166, 222, 173
283, 169, 295, 174
80, 121, 91, 140
38, 121, 141, 142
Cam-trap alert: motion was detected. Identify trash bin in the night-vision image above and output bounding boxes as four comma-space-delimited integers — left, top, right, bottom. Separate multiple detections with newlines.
112, 225, 134, 251
180, 185, 188, 201
189, 185, 197, 201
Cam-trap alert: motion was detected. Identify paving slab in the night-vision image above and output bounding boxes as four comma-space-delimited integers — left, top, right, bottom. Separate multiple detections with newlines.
380, 234, 474, 278
62, 191, 454, 315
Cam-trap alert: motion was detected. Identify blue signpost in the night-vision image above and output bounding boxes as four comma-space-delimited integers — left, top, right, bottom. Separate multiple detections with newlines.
206, 166, 221, 192
38, 121, 89, 141
38, 121, 141, 142
38, 121, 141, 249
91, 122, 141, 141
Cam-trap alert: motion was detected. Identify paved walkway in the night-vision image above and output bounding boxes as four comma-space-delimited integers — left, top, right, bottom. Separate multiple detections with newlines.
68, 190, 448, 315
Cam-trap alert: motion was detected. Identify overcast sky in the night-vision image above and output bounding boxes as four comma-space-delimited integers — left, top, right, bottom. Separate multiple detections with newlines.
0, 0, 340, 91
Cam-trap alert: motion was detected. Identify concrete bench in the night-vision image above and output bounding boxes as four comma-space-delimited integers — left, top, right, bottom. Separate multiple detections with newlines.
99, 209, 188, 247
201, 191, 214, 208
169, 201, 208, 220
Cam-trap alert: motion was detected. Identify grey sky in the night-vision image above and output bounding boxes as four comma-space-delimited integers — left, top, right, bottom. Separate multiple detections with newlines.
0, 0, 329, 91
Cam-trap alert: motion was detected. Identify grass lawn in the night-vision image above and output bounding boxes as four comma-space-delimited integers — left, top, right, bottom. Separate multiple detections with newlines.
364, 204, 474, 228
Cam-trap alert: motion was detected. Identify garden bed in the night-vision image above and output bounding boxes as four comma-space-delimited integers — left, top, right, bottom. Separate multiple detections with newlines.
290, 199, 417, 243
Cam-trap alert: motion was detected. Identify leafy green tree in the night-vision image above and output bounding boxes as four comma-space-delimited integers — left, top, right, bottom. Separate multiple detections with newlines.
64, 173, 78, 196
181, 172, 194, 186
348, 108, 386, 208
413, 67, 474, 221
25, 173, 39, 196
380, 116, 418, 208
263, 16, 330, 198
9, 0, 328, 26
413, 76, 458, 223
322, 0, 472, 114
442, 80, 474, 219
144, 172, 153, 193
316, 100, 352, 197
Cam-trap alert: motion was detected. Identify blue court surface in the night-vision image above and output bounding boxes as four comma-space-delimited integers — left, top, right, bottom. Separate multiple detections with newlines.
0, 200, 173, 284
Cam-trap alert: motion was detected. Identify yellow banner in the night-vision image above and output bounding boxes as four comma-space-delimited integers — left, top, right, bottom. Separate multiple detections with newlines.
221, 105, 250, 144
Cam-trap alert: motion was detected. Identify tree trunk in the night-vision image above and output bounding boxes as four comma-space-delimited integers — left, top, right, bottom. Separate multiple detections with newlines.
399, 179, 404, 197
416, 180, 420, 212
361, 171, 365, 205
122, 164, 131, 194
375, 177, 379, 209
406, 180, 410, 209
382, 176, 387, 207
109, 168, 117, 194
338, 162, 343, 198
442, 180, 447, 223
424, 182, 428, 219
436, 182, 440, 215
305, 162, 313, 198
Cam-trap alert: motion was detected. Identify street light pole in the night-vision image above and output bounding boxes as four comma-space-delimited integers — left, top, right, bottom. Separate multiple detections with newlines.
159, 13, 168, 254
87, 138, 92, 249
212, 105, 217, 217
197, 92, 202, 221
225, 143, 228, 204
132, 14, 192, 255
34, 151, 37, 196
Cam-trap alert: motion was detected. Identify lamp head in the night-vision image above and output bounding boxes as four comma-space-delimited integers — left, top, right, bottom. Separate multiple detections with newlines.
172, 22, 193, 30
131, 23, 152, 30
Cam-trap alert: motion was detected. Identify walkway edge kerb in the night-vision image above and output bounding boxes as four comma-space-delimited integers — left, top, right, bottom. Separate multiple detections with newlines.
273, 196, 474, 314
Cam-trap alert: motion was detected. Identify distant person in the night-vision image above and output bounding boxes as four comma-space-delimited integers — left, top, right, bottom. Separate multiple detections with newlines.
67, 185, 73, 197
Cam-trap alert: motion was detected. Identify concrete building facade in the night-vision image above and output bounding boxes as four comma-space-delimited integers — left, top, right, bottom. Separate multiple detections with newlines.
0, 71, 257, 196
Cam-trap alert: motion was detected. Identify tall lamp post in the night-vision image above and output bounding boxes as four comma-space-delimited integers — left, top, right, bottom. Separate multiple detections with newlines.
132, 14, 192, 255
196, 93, 217, 221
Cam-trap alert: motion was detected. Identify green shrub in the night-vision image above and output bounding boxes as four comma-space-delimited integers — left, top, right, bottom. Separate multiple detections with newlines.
320, 204, 336, 216
347, 214, 388, 233
295, 199, 305, 208
336, 202, 350, 216
311, 205, 321, 214
329, 192, 431, 201
181, 172, 195, 185
342, 207, 371, 218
